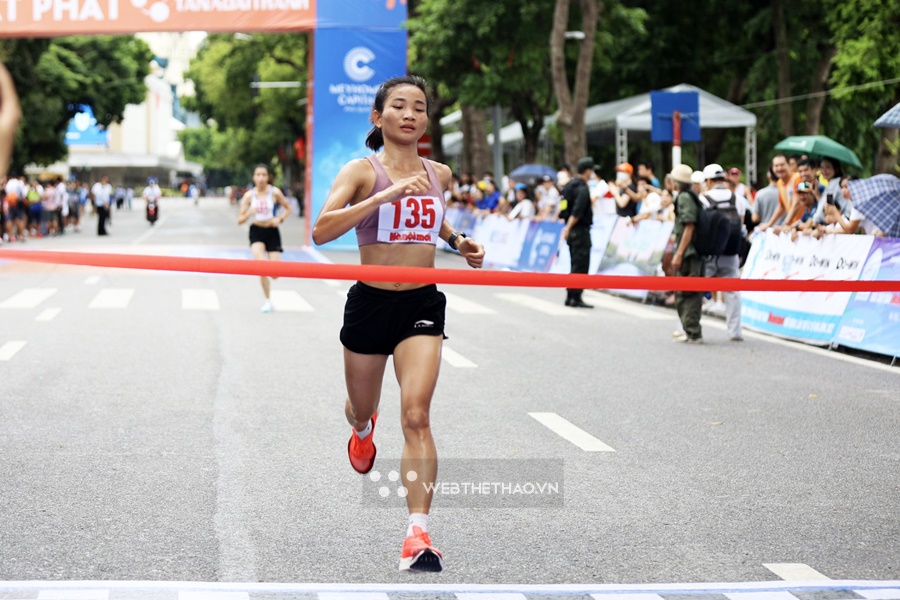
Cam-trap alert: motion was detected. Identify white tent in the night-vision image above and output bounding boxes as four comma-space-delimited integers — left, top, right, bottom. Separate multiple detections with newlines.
442, 83, 758, 181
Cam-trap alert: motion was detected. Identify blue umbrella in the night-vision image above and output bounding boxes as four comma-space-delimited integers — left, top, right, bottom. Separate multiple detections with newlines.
847, 174, 900, 238
874, 102, 900, 129
509, 164, 557, 185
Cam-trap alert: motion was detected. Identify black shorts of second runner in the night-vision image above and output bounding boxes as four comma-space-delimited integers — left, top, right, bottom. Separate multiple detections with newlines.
341, 281, 447, 355
249, 224, 283, 252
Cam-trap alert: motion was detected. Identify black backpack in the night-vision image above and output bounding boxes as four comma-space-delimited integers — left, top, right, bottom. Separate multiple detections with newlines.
681, 189, 732, 256
703, 192, 743, 255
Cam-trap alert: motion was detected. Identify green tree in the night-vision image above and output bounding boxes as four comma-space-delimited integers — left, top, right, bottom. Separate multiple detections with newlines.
181, 33, 308, 188
0, 36, 152, 174
828, 0, 900, 174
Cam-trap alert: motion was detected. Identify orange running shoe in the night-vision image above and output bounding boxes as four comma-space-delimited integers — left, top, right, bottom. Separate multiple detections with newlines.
399, 526, 443, 572
347, 413, 377, 474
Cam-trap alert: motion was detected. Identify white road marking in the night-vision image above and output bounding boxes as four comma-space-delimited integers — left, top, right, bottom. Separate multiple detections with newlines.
528, 412, 615, 452
2, 582, 899, 595
0, 341, 26, 361
38, 591, 109, 600
319, 594, 388, 600
84, 276, 101, 285
583, 291, 671, 320
182, 289, 220, 311
336, 290, 349, 300
179, 593, 249, 600
496, 293, 584, 316
725, 593, 803, 600
35, 308, 62, 322
268, 290, 314, 312
592, 595, 664, 600
444, 291, 497, 314
442, 347, 478, 368
322, 279, 342, 287
0, 288, 57, 309
89, 289, 134, 309
856, 590, 900, 599
763, 563, 831, 581
458, 594, 527, 600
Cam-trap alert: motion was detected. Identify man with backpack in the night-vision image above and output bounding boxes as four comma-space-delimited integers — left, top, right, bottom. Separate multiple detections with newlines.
700, 164, 749, 342
560, 157, 596, 308
669, 164, 704, 343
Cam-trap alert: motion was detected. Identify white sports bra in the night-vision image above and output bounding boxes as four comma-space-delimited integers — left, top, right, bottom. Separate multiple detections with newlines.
250, 186, 276, 222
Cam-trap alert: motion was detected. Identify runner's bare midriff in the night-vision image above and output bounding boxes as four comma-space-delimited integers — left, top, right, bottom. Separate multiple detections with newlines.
360, 243, 436, 291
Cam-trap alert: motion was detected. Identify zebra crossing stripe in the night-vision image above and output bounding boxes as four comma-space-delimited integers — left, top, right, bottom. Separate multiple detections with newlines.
269, 290, 314, 311
318, 594, 389, 600
495, 293, 583, 317
444, 291, 497, 314
36, 308, 62, 322
0, 288, 57, 308
89, 289, 135, 309
0, 341, 26, 361
182, 289, 220, 311
178, 593, 249, 600
37, 591, 109, 600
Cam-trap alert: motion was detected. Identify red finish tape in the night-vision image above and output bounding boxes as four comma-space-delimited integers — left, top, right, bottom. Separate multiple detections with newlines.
0, 249, 898, 293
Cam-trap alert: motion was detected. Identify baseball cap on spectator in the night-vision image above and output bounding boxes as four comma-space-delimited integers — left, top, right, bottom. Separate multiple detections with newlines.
476, 180, 488, 191
540, 175, 553, 183
616, 162, 634, 175
576, 156, 595, 173
668, 164, 694, 184
702, 163, 726, 180
691, 170, 705, 184
729, 167, 741, 176
514, 183, 527, 191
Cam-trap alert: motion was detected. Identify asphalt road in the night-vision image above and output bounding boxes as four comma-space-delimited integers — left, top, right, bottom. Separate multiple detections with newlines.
0, 197, 897, 595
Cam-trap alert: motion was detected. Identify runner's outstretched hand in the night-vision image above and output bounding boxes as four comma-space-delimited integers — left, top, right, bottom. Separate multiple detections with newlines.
457, 236, 484, 269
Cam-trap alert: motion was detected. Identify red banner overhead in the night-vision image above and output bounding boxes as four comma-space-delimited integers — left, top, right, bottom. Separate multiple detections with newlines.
0, 0, 317, 37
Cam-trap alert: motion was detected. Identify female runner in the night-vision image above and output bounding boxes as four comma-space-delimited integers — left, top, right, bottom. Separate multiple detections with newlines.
238, 165, 291, 312
312, 75, 484, 572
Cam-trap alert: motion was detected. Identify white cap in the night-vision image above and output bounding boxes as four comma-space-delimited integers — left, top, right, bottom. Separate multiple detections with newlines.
691, 170, 705, 184
702, 163, 726, 180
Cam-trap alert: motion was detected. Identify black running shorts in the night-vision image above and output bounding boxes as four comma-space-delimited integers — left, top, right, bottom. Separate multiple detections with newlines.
340, 282, 447, 355
249, 224, 283, 252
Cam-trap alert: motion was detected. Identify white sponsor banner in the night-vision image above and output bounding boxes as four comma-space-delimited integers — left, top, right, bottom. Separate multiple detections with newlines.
473, 214, 531, 269
741, 232, 874, 343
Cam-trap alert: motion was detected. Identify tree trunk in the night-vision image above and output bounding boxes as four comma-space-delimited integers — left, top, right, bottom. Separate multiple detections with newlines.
706, 75, 746, 163
804, 45, 836, 135
462, 104, 489, 176
550, 0, 602, 170
772, 0, 794, 137
428, 93, 455, 166
510, 94, 545, 164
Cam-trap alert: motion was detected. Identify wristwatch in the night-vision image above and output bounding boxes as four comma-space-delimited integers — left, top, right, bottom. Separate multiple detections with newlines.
448, 231, 467, 250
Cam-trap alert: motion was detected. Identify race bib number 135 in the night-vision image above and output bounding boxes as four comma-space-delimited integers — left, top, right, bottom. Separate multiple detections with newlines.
376, 195, 443, 244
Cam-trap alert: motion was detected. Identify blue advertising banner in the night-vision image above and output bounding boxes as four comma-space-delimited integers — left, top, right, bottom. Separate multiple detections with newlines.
833, 238, 900, 358
309, 26, 407, 250
517, 221, 564, 272
317, 0, 407, 29
65, 105, 107, 147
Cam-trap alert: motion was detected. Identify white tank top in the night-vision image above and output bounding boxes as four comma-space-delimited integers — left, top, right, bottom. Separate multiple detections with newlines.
250, 186, 276, 222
